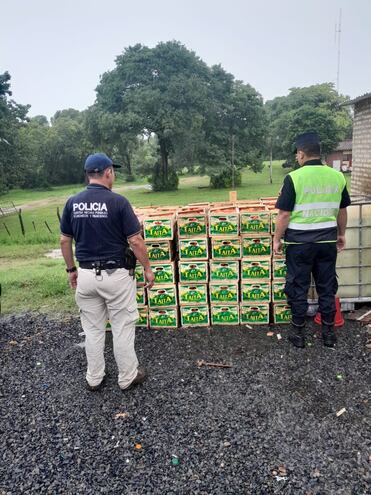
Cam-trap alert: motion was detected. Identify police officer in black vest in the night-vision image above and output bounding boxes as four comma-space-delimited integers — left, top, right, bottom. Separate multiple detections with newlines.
273, 132, 351, 348
60, 153, 154, 391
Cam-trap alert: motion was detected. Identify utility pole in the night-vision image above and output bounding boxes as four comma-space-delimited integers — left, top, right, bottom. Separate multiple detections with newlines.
231, 134, 235, 189
335, 8, 342, 92
269, 136, 273, 185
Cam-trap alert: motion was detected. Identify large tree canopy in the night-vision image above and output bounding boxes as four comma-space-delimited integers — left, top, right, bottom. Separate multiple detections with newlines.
265, 83, 352, 162
95, 41, 266, 190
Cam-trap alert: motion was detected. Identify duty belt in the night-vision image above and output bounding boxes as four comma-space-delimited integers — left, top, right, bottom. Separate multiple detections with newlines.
79, 260, 126, 275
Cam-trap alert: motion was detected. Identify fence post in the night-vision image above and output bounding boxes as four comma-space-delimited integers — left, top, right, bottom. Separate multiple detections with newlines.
45, 221, 53, 234
56, 207, 61, 222
18, 209, 25, 236
3, 222, 10, 236
32, 221, 36, 232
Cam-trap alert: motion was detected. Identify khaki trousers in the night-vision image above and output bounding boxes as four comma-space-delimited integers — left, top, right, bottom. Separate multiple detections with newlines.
75, 268, 139, 389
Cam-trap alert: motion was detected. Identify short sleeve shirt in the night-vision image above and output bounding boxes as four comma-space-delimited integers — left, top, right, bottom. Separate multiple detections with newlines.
60, 184, 141, 261
276, 160, 351, 211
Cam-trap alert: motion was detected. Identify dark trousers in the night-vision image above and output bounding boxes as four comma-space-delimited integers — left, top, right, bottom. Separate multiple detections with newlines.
285, 243, 338, 326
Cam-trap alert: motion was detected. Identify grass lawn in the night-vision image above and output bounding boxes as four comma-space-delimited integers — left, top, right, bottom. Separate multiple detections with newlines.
0, 162, 350, 315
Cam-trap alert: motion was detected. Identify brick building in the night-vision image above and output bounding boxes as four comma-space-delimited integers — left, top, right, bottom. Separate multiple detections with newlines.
345, 92, 371, 196
326, 139, 352, 172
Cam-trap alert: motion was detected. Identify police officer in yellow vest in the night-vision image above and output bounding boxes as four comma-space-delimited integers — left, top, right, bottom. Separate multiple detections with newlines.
273, 132, 351, 348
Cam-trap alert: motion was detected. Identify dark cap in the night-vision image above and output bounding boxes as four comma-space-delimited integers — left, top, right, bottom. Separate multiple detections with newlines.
84, 153, 121, 173
294, 132, 320, 153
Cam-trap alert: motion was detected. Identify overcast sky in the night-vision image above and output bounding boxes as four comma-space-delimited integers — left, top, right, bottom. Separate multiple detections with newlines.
1, 0, 370, 119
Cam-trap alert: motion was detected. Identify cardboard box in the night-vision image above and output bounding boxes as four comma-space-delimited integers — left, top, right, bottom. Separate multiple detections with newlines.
135, 265, 144, 284
241, 259, 270, 280
210, 261, 239, 281
143, 217, 174, 240
177, 213, 207, 237
240, 304, 270, 325
240, 210, 270, 234
270, 211, 277, 234
180, 306, 210, 327
273, 303, 292, 324
211, 237, 241, 260
137, 307, 149, 328
242, 236, 271, 257
241, 282, 271, 303
178, 284, 208, 305
152, 262, 176, 284
209, 283, 239, 305
272, 259, 287, 279
179, 261, 208, 283
179, 238, 208, 260
272, 281, 287, 302
146, 241, 172, 262
136, 286, 146, 307
211, 305, 240, 325
149, 308, 179, 328
209, 212, 239, 236
148, 285, 177, 308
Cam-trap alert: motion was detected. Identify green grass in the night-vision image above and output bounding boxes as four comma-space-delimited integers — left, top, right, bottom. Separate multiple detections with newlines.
0, 161, 350, 315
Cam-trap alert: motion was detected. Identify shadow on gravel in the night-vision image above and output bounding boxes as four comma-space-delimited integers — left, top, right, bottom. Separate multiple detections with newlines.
0, 314, 370, 494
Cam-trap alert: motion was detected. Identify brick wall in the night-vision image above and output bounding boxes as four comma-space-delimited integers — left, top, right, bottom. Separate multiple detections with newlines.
351, 97, 371, 196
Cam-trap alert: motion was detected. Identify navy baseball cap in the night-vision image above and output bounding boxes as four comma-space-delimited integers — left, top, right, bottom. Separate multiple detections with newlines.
294, 132, 320, 153
84, 153, 122, 173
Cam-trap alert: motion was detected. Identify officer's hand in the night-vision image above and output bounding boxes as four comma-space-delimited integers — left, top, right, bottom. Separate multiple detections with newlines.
144, 268, 155, 289
68, 271, 78, 289
336, 235, 346, 252
273, 238, 283, 255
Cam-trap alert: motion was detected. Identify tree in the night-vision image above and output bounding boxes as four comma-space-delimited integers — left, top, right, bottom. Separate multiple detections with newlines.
265, 83, 352, 164
0, 72, 30, 193
96, 41, 211, 190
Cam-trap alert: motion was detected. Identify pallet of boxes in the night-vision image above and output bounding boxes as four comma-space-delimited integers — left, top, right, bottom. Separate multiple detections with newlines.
178, 205, 210, 327
263, 199, 292, 324
138, 208, 178, 329
209, 205, 241, 325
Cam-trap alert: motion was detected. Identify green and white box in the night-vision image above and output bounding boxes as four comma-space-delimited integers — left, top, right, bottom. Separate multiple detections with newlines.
180, 306, 210, 327
179, 261, 208, 283
272, 259, 287, 280
240, 304, 270, 325
211, 237, 241, 260
149, 308, 178, 328
209, 283, 239, 305
178, 214, 207, 237
146, 241, 172, 262
242, 236, 271, 257
137, 307, 149, 328
209, 213, 239, 236
148, 285, 177, 308
240, 211, 270, 234
178, 284, 208, 306
179, 238, 208, 260
273, 303, 292, 324
136, 286, 146, 307
152, 262, 175, 284
211, 305, 240, 325
272, 281, 287, 302
143, 217, 174, 240
241, 259, 271, 280
135, 265, 144, 284
210, 261, 239, 281
241, 282, 271, 303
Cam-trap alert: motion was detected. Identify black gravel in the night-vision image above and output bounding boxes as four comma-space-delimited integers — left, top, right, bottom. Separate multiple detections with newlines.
0, 314, 370, 494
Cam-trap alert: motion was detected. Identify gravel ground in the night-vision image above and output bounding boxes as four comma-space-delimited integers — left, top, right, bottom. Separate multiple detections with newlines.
0, 314, 370, 495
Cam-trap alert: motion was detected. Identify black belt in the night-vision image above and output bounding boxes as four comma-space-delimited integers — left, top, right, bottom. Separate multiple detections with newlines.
79, 260, 126, 270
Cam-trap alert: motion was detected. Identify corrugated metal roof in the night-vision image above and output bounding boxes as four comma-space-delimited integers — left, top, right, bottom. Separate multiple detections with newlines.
343, 92, 371, 106
336, 139, 352, 151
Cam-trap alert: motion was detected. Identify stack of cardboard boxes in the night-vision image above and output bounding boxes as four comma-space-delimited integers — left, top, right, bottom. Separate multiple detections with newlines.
132, 197, 292, 329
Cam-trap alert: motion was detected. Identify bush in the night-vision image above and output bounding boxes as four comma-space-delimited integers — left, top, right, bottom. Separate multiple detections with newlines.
150, 161, 179, 191
210, 169, 242, 189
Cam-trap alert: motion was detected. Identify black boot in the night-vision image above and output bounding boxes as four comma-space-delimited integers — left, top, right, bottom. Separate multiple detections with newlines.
322, 323, 337, 347
288, 322, 306, 348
